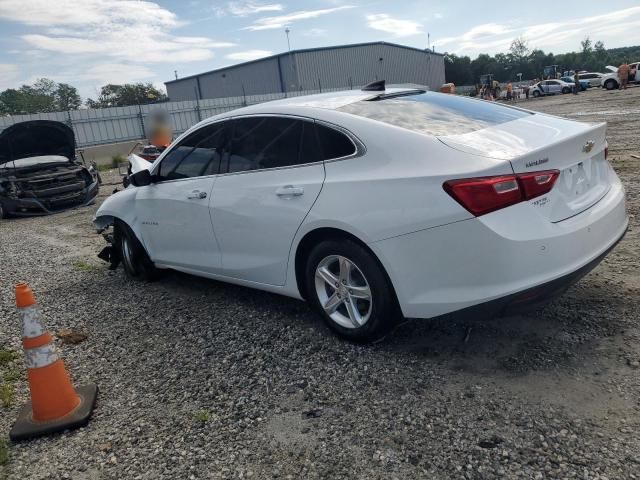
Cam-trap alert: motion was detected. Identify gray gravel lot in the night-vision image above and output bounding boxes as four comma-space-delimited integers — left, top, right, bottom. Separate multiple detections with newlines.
1, 87, 639, 480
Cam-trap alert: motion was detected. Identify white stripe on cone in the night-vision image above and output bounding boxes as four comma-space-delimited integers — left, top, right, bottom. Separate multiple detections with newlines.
24, 344, 59, 369
20, 306, 45, 339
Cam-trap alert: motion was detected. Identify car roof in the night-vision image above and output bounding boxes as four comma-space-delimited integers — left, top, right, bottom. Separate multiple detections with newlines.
230, 87, 426, 113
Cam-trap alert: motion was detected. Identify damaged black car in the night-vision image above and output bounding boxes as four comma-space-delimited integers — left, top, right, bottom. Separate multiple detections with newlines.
0, 120, 100, 218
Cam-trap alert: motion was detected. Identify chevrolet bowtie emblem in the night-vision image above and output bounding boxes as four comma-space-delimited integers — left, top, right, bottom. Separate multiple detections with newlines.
582, 140, 595, 153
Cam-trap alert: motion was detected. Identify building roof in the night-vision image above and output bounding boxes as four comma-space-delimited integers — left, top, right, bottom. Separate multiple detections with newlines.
165, 41, 443, 85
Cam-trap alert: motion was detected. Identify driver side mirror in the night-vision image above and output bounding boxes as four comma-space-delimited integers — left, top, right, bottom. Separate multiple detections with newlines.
129, 169, 153, 187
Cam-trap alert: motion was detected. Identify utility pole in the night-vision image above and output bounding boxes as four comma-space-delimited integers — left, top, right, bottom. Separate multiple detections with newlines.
428, 33, 430, 51
285, 28, 296, 91
174, 70, 178, 80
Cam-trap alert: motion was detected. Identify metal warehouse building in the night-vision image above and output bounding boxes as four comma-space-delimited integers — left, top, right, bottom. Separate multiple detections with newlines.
165, 41, 445, 101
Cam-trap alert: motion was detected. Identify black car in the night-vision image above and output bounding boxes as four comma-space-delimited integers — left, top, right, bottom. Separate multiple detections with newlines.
0, 120, 100, 218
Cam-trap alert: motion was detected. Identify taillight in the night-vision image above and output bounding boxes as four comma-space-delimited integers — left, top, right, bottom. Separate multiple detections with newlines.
604, 140, 609, 160
517, 170, 559, 200
443, 169, 559, 216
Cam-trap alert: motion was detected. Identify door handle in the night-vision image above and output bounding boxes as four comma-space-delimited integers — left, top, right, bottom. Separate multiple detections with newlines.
276, 185, 304, 197
187, 190, 207, 199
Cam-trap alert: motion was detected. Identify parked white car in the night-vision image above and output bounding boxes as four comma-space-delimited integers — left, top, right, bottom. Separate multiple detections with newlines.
577, 72, 604, 87
94, 85, 627, 342
530, 79, 574, 97
601, 63, 640, 90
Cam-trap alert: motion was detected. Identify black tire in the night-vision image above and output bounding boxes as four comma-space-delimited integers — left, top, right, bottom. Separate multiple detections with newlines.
305, 238, 398, 342
562, 87, 571, 94
114, 220, 159, 281
532, 90, 541, 98
0, 201, 8, 219
604, 79, 617, 90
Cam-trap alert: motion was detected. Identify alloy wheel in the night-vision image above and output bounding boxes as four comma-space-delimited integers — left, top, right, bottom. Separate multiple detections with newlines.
121, 236, 137, 275
314, 255, 373, 329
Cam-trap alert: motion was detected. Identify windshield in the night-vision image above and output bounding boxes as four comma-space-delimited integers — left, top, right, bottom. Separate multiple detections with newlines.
338, 92, 531, 136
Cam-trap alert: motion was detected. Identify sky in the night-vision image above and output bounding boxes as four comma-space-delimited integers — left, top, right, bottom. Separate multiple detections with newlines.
0, 0, 639, 100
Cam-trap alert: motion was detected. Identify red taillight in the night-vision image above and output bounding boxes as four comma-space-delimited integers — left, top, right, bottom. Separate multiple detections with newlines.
517, 169, 559, 200
443, 169, 559, 216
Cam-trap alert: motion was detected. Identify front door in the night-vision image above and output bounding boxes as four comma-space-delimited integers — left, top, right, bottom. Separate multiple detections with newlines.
210, 116, 325, 286
136, 122, 227, 272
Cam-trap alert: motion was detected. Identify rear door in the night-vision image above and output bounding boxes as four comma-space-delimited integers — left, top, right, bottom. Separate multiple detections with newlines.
209, 116, 325, 285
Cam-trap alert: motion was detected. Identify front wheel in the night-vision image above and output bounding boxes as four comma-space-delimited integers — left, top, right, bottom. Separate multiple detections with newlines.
305, 239, 398, 342
562, 87, 571, 94
532, 90, 541, 98
114, 220, 159, 281
604, 79, 617, 90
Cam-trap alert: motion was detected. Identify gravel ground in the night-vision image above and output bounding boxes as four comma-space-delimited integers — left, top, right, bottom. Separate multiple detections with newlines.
1, 87, 639, 480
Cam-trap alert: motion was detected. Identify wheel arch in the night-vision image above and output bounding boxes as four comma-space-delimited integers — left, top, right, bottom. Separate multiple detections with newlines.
293, 227, 399, 307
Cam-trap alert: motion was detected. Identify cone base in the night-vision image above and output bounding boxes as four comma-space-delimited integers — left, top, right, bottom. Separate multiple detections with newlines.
9, 384, 98, 441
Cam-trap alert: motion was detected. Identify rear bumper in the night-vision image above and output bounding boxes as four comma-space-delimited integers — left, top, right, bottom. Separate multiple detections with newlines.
2, 180, 99, 217
371, 178, 627, 319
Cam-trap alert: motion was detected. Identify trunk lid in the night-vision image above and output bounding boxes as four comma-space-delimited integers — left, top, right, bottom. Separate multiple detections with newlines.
438, 113, 611, 222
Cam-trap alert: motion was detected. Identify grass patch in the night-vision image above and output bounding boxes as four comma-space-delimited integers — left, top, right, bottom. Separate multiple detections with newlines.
0, 384, 14, 408
0, 350, 17, 366
194, 410, 211, 423
111, 154, 127, 168
72, 260, 102, 272
0, 439, 8, 466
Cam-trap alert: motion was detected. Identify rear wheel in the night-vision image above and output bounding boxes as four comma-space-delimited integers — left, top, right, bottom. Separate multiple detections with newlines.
114, 220, 158, 281
532, 90, 541, 98
604, 79, 617, 90
305, 239, 398, 342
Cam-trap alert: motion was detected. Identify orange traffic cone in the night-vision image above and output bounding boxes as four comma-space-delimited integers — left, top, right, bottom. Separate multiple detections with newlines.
9, 283, 98, 441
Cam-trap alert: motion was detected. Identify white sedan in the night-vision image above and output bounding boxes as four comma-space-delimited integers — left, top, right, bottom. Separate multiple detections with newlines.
530, 79, 574, 97
94, 84, 627, 342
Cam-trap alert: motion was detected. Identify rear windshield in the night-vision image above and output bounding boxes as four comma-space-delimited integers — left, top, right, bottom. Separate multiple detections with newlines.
338, 92, 530, 136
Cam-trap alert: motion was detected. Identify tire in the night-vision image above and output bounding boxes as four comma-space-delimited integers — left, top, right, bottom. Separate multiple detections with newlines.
532, 90, 541, 98
114, 220, 159, 281
0, 201, 8, 219
305, 238, 398, 342
604, 79, 617, 90
562, 87, 571, 94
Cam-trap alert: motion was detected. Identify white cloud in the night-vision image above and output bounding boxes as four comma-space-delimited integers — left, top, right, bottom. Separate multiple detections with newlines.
434, 6, 640, 55
0, 64, 20, 90
245, 6, 354, 30
0, 0, 234, 65
226, 50, 273, 61
304, 28, 328, 37
227, 2, 283, 16
365, 14, 422, 37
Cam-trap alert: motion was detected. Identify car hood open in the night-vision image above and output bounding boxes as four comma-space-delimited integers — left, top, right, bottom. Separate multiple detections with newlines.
0, 120, 75, 167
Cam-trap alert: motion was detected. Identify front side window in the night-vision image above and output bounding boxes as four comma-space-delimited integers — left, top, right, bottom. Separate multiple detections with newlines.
225, 117, 319, 174
157, 123, 226, 181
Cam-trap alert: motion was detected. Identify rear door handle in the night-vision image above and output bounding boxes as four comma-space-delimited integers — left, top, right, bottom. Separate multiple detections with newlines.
187, 190, 207, 199
276, 185, 304, 197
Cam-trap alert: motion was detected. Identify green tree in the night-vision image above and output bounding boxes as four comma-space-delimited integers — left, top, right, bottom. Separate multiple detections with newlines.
86, 83, 167, 108
55, 83, 82, 110
509, 37, 530, 63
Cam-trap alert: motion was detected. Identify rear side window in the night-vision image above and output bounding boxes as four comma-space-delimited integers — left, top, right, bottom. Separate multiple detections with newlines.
225, 117, 319, 173
315, 123, 356, 160
158, 123, 226, 181
338, 91, 530, 137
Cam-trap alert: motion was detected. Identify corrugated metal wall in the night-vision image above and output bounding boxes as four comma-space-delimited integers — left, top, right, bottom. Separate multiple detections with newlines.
166, 43, 445, 101
294, 44, 444, 92
0, 87, 345, 148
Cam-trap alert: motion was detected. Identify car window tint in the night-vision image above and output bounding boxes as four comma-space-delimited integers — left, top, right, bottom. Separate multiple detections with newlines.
226, 117, 303, 173
338, 91, 530, 137
158, 123, 226, 180
299, 121, 321, 164
315, 123, 355, 160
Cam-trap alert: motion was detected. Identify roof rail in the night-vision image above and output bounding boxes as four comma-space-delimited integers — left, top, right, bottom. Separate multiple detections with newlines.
361, 80, 385, 91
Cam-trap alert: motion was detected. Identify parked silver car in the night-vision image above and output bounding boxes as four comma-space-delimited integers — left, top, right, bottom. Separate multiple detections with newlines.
577, 72, 603, 87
